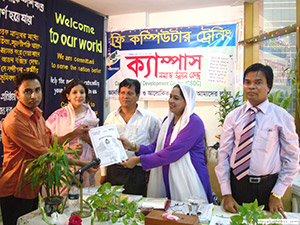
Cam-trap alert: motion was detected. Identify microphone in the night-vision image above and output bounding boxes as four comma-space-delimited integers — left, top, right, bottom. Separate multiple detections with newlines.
75, 158, 101, 175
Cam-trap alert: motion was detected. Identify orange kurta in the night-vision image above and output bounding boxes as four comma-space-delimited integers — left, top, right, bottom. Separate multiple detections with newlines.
0, 101, 53, 199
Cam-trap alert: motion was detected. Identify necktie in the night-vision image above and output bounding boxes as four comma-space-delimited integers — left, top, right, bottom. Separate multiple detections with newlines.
232, 107, 258, 180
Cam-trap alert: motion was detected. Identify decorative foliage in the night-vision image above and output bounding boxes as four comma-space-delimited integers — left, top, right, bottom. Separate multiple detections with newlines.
268, 90, 293, 111
285, 48, 300, 115
215, 89, 243, 127
86, 182, 145, 225
230, 199, 281, 225
268, 49, 299, 115
20, 136, 80, 197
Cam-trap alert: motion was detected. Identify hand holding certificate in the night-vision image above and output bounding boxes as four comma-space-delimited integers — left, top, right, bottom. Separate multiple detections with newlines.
88, 124, 128, 167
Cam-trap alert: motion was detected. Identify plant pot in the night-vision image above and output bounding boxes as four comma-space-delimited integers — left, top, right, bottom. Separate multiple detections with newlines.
44, 196, 66, 216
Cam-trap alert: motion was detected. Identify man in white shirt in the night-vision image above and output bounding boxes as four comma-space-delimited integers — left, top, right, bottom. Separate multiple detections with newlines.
215, 63, 299, 217
102, 78, 161, 196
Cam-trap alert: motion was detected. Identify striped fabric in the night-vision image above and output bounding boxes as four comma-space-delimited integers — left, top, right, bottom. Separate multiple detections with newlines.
232, 107, 258, 180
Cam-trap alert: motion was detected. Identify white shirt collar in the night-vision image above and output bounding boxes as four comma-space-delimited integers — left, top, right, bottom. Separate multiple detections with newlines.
245, 99, 269, 114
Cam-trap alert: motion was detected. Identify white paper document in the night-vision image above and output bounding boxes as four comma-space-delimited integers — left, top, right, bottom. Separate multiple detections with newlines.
88, 124, 128, 167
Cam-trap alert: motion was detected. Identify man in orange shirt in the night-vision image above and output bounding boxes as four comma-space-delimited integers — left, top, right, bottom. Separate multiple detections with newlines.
0, 72, 90, 225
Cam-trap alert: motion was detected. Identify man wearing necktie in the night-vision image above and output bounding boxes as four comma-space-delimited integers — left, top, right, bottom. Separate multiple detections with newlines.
215, 63, 299, 217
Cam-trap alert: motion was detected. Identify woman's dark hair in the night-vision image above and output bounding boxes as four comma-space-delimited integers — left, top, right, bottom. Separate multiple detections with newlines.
119, 78, 141, 95
14, 72, 42, 91
60, 79, 90, 102
243, 63, 274, 93
173, 84, 185, 100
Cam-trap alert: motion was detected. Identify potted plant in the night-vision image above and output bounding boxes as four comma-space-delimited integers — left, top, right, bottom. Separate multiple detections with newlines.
211, 89, 242, 151
216, 88, 243, 128
86, 182, 145, 225
20, 136, 80, 216
230, 199, 281, 225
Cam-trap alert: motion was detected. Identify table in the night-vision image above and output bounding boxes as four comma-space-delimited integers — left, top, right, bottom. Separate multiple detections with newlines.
17, 188, 300, 225
17, 204, 300, 225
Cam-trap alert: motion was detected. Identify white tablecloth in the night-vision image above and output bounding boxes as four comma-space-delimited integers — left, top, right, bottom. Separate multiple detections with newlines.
17, 189, 300, 225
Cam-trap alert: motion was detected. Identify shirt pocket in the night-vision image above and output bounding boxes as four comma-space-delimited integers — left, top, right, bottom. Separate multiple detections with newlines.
254, 128, 278, 151
255, 128, 278, 141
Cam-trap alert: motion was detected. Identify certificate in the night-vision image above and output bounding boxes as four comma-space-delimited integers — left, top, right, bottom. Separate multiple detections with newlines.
88, 124, 128, 167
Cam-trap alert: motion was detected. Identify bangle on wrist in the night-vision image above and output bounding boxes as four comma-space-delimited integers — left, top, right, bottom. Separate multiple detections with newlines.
272, 192, 282, 199
130, 142, 136, 151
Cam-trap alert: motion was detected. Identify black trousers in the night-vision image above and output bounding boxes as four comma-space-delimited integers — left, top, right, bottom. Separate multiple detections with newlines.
106, 164, 148, 196
230, 171, 278, 210
0, 195, 38, 225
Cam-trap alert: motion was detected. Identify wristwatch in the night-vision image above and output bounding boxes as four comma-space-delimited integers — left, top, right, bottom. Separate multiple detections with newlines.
271, 192, 282, 199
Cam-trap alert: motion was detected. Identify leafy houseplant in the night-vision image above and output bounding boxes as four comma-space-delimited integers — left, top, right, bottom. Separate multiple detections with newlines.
216, 89, 243, 128
282, 49, 300, 116
212, 89, 242, 150
86, 182, 145, 225
268, 90, 293, 111
20, 136, 80, 216
230, 199, 281, 225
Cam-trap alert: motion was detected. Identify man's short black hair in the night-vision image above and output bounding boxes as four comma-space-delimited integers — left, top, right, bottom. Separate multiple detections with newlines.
119, 78, 141, 95
243, 63, 274, 92
13, 72, 42, 91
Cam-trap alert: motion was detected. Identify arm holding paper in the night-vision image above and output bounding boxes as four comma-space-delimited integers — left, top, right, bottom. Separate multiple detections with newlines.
46, 79, 99, 194
88, 124, 128, 168
120, 84, 213, 203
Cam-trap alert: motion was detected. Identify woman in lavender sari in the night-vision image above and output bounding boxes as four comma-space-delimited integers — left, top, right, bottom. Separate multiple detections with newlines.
120, 84, 213, 203
46, 79, 99, 195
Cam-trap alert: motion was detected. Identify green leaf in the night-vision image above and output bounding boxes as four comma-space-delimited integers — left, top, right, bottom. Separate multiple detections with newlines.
103, 182, 112, 190
271, 212, 282, 219
111, 216, 118, 223
280, 93, 293, 110
230, 215, 244, 224
139, 212, 145, 221
237, 205, 247, 216
245, 212, 252, 223
251, 199, 258, 211
258, 205, 264, 211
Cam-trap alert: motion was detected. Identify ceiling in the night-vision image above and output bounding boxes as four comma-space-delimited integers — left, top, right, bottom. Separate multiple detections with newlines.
70, 0, 254, 17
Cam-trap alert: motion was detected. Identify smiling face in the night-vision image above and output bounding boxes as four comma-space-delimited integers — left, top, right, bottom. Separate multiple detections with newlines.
118, 85, 139, 109
168, 87, 186, 117
66, 84, 86, 109
243, 71, 270, 106
15, 79, 42, 111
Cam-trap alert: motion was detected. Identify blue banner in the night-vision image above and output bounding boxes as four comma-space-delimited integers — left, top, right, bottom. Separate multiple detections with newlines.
108, 23, 237, 52
0, 0, 104, 166
0, 0, 47, 165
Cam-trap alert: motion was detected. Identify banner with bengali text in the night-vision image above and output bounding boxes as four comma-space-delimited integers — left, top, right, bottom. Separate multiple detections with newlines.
0, 0, 47, 165
107, 23, 237, 101
0, 0, 104, 165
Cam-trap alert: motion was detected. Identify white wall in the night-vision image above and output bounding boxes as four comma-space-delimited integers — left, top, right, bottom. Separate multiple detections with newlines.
105, 5, 244, 146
